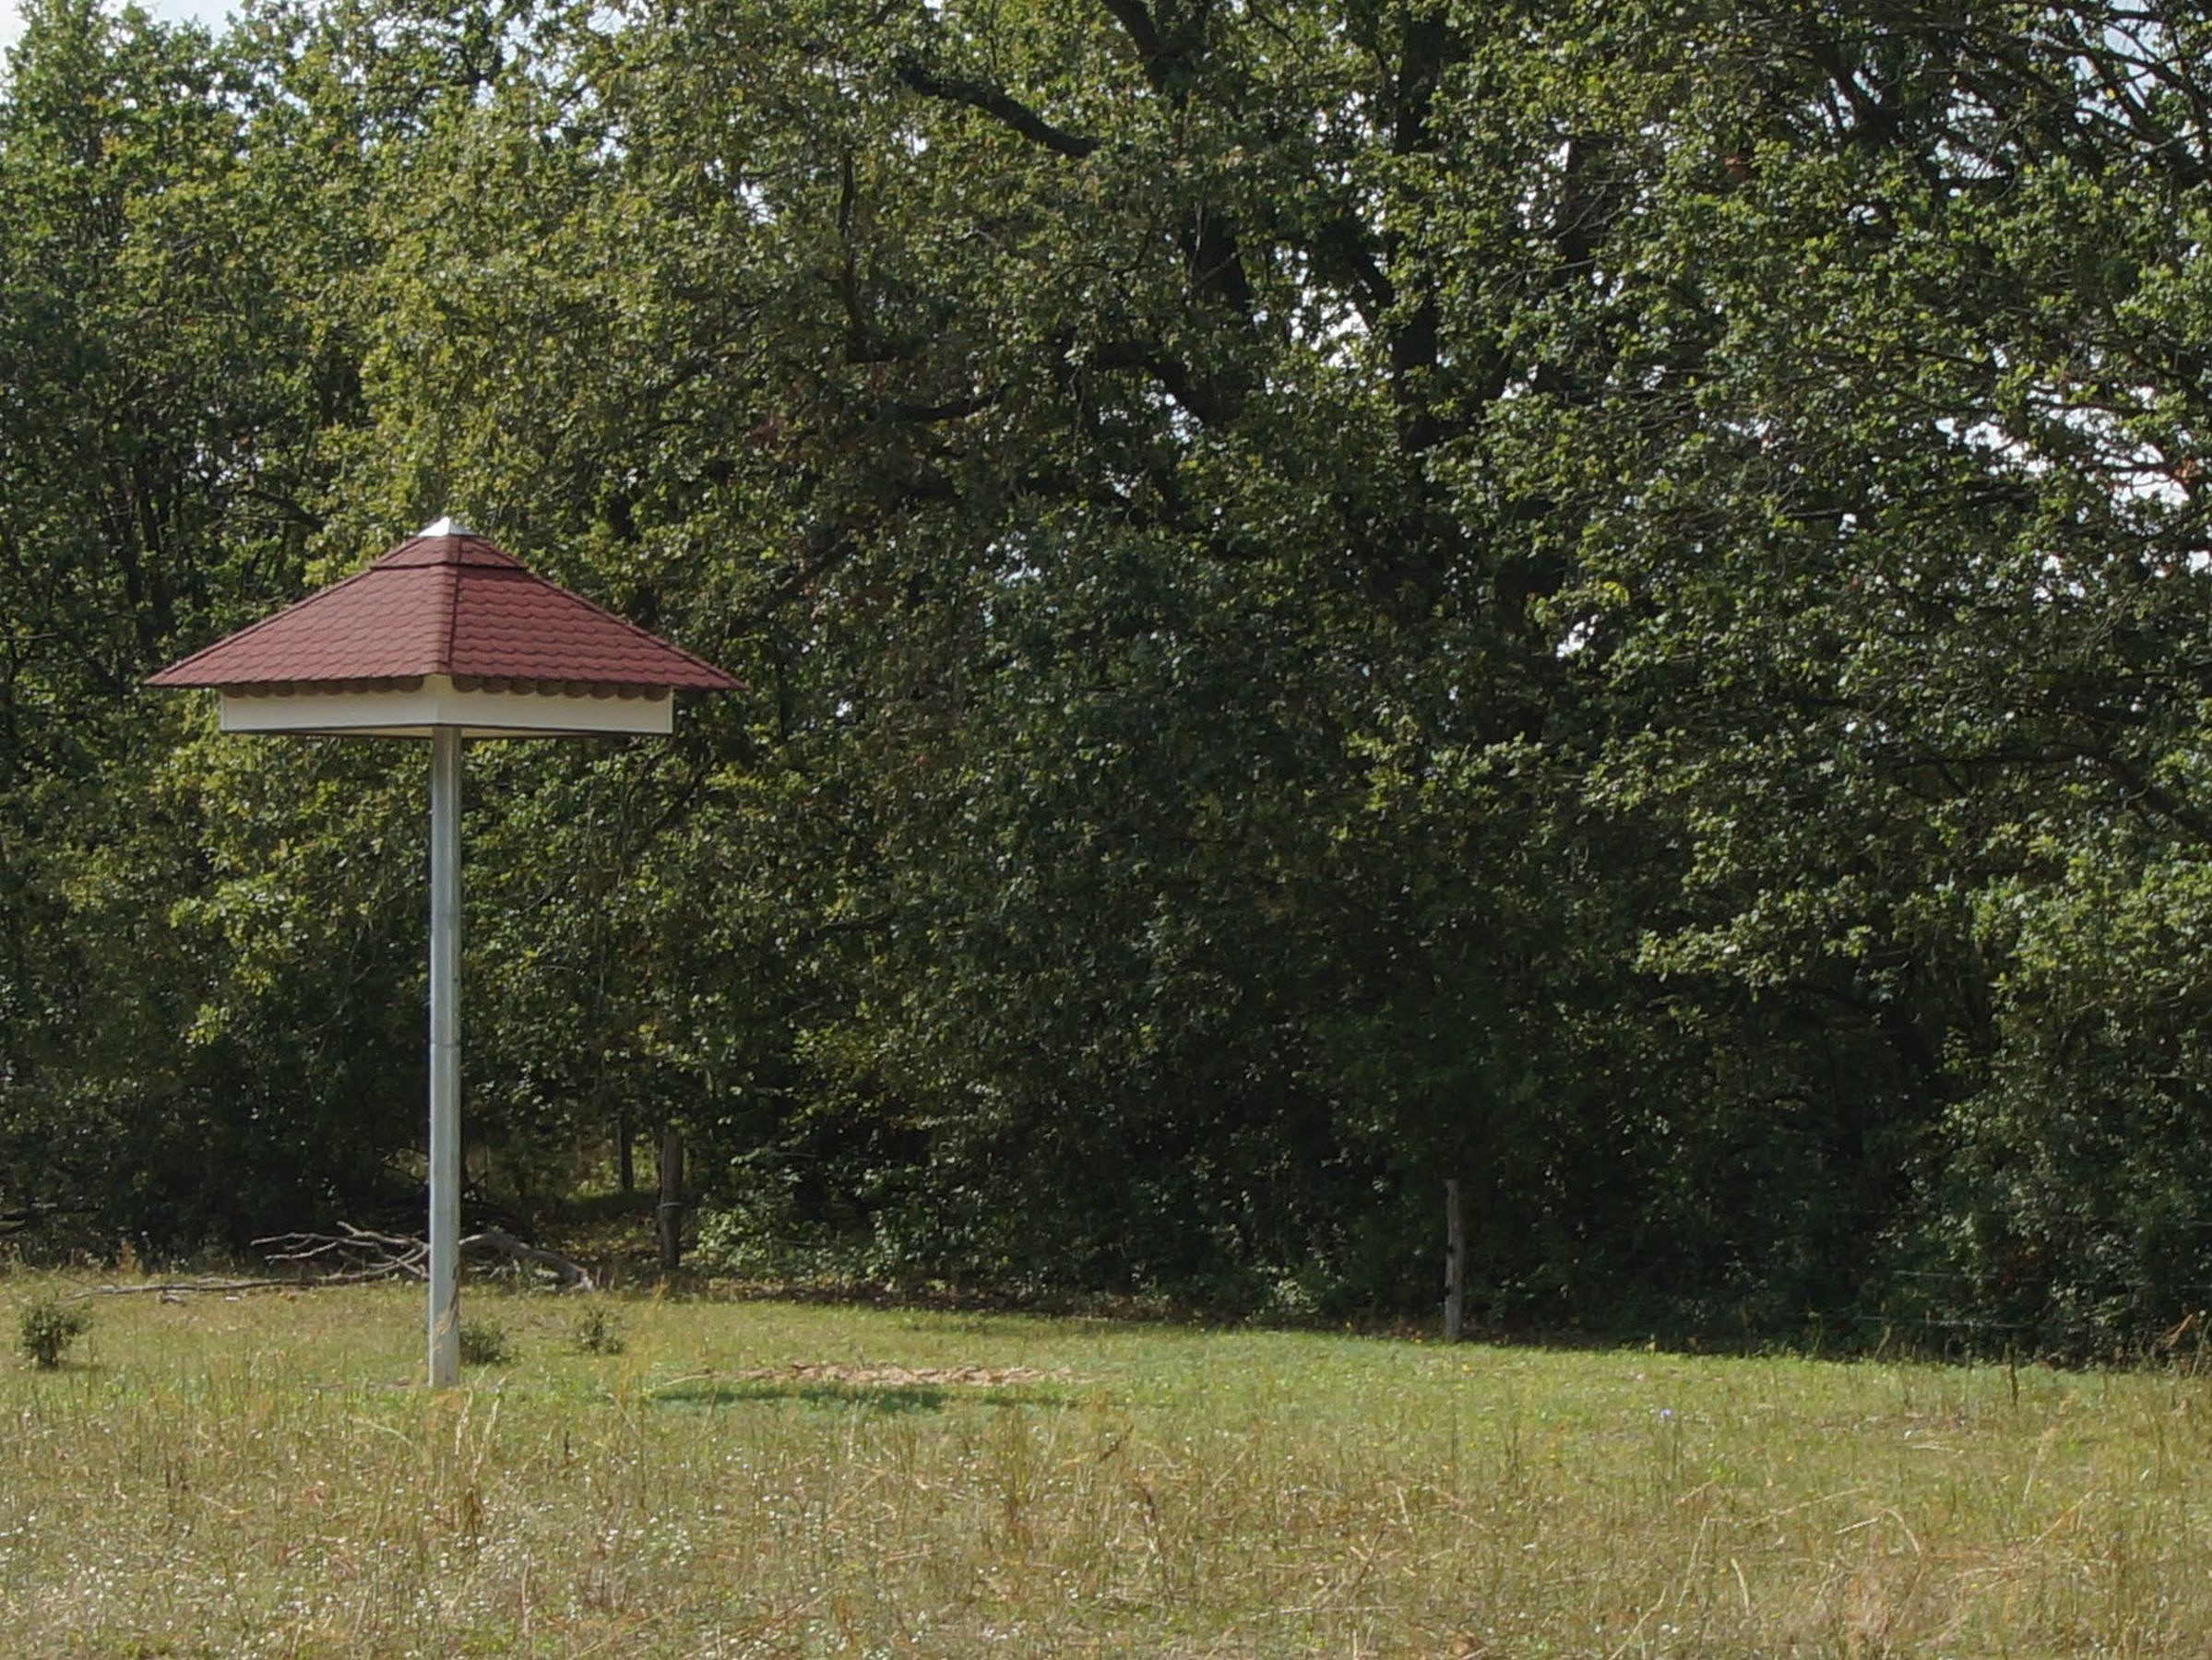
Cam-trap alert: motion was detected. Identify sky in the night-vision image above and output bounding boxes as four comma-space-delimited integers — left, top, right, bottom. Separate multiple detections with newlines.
1, 0, 237, 60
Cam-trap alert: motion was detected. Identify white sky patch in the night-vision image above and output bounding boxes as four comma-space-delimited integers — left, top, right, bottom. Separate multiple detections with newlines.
2, 0, 234, 60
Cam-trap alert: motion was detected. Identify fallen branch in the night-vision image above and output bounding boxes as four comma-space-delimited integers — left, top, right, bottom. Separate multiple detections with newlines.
71, 1277, 311, 1299
253, 1220, 594, 1290
256, 1221, 423, 1277
468, 1228, 595, 1290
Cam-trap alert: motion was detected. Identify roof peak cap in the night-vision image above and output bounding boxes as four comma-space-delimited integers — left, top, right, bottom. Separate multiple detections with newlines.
418, 515, 474, 538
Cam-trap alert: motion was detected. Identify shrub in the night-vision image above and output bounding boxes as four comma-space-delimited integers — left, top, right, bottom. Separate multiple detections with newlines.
572, 1303, 624, 1356
18, 1295, 89, 1370
457, 1316, 513, 1368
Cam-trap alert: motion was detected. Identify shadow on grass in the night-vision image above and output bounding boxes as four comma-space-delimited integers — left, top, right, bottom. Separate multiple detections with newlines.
648, 1378, 1068, 1414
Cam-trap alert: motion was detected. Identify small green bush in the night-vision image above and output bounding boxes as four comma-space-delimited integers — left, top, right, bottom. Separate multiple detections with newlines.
18, 1295, 90, 1370
457, 1316, 513, 1368
572, 1302, 624, 1356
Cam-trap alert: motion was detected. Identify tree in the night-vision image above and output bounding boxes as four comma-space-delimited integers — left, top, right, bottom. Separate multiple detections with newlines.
12, 0, 2212, 1347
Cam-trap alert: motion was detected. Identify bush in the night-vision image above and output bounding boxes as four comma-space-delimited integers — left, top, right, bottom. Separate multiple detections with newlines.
18, 1294, 89, 1370
457, 1316, 513, 1368
571, 1302, 624, 1356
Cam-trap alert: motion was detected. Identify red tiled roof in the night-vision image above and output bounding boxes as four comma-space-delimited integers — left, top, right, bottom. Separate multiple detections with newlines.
148, 527, 737, 694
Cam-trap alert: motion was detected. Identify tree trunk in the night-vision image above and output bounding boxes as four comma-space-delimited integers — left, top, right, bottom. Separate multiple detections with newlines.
616, 1108, 634, 1193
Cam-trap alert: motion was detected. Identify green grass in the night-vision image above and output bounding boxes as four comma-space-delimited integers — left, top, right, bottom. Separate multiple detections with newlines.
3, 1275, 2210, 1655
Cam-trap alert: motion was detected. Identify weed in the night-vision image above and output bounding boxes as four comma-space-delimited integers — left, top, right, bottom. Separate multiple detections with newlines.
571, 1301, 624, 1356
17, 1293, 89, 1370
457, 1315, 513, 1368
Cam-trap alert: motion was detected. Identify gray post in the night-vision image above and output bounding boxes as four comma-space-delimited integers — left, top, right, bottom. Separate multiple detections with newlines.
427, 725, 463, 1386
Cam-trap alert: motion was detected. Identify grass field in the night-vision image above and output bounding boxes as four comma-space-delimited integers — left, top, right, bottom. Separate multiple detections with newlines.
4, 1275, 2210, 1656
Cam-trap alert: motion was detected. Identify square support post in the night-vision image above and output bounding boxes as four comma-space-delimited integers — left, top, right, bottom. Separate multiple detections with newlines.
427, 724, 463, 1386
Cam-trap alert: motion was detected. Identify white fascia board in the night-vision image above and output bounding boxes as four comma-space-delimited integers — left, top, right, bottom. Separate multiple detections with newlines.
218, 674, 673, 739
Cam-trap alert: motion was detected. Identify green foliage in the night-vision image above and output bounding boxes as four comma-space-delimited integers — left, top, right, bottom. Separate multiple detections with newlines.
9, 0, 2212, 1351
569, 1301, 624, 1357
457, 1315, 514, 1368
17, 1292, 89, 1370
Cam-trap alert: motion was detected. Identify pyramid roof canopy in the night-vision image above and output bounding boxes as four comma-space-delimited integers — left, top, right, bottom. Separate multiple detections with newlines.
149, 520, 735, 694
147, 520, 735, 738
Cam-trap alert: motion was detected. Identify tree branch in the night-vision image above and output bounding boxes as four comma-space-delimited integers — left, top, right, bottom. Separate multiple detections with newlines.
893, 55, 1102, 157
1088, 338, 1241, 424
1099, 0, 1172, 92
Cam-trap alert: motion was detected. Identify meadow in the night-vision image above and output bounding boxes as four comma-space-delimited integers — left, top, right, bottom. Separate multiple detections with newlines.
3, 1276, 2209, 1656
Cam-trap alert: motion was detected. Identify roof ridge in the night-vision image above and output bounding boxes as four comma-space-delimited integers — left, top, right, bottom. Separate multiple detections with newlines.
372, 533, 525, 571
441, 552, 460, 673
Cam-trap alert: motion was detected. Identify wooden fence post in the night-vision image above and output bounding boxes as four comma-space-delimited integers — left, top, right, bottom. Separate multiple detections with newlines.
656, 1122, 685, 1276
1444, 1177, 1465, 1344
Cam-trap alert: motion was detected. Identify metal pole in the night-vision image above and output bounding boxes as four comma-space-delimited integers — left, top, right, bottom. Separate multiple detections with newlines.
427, 724, 463, 1386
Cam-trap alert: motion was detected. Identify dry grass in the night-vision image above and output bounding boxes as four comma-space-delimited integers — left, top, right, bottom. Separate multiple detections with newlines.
3, 1274, 2210, 1655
